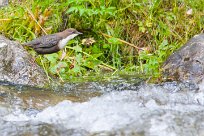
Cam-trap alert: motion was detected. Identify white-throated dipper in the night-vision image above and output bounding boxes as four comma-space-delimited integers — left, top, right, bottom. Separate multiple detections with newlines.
23, 28, 82, 54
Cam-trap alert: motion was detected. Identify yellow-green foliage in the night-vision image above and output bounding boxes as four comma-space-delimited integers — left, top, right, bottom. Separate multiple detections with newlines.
0, 0, 204, 80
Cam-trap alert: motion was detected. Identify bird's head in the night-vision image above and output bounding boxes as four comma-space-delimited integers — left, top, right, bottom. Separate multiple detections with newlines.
57, 28, 83, 50
61, 28, 82, 39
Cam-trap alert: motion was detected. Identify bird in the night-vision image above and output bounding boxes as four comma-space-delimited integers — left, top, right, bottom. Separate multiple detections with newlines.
23, 28, 82, 54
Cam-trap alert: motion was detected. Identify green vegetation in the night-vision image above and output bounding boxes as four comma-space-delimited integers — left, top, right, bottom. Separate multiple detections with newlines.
0, 0, 204, 80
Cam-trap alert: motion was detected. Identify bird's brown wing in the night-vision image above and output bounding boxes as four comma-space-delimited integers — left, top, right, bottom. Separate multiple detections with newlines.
24, 34, 62, 48
23, 38, 41, 46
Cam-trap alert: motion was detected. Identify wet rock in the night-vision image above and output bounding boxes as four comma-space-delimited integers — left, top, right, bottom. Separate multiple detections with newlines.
162, 34, 204, 88
0, 35, 47, 87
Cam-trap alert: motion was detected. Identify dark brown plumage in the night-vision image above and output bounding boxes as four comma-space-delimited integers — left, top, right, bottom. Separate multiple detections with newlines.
23, 28, 82, 54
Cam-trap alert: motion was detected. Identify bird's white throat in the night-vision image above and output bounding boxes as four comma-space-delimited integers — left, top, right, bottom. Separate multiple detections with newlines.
58, 34, 78, 49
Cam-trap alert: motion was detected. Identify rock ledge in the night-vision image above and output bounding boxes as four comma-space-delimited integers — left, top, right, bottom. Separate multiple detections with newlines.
0, 35, 47, 87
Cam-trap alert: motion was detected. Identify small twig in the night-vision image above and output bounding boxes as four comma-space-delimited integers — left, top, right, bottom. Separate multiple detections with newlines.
0, 19, 11, 21
100, 32, 144, 50
98, 64, 114, 71
111, 69, 118, 75
25, 6, 47, 35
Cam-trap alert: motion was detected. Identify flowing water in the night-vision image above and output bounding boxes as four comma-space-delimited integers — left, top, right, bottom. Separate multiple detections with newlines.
0, 76, 204, 136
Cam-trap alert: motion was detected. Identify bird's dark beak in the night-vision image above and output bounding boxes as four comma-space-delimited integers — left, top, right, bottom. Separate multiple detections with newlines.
76, 31, 83, 35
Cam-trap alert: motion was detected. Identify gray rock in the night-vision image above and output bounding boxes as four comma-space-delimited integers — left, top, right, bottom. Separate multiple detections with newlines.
0, 0, 8, 7
162, 34, 204, 88
0, 35, 47, 87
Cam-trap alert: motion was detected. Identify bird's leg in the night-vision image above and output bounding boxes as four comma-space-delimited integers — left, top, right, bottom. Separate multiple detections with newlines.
60, 48, 67, 61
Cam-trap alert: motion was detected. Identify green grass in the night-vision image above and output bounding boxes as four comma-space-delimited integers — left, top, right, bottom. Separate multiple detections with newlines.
0, 0, 204, 80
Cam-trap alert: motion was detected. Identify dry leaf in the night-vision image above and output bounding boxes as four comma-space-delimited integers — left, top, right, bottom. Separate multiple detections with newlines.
82, 38, 96, 46
186, 9, 193, 15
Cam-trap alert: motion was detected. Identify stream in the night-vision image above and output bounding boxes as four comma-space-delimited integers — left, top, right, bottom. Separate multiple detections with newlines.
0, 76, 204, 136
